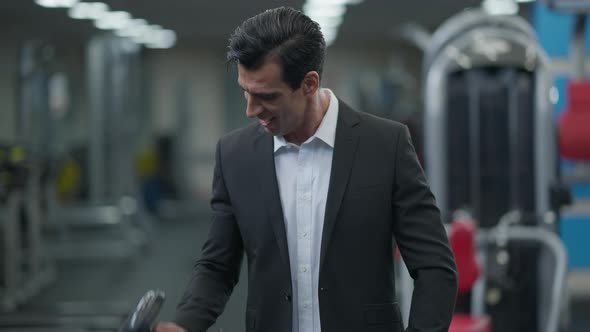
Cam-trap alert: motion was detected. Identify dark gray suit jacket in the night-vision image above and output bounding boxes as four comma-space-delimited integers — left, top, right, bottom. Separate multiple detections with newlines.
174, 101, 458, 332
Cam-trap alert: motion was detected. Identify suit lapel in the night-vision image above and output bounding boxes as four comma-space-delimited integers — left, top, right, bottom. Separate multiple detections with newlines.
320, 102, 360, 272
254, 129, 291, 271
253, 101, 361, 275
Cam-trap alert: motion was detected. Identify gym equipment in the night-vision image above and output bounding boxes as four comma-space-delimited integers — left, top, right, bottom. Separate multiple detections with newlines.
0, 144, 56, 312
548, 0, 590, 307
559, 81, 590, 162
554, 1, 590, 172
420, 9, 568, 332
1, 30, 156, 332
423, 9, 557, 226
42, 34, 153, 260
448, 217, 490, 332
0, 147, 26, 311
397, 209, 568, 332
448, 212, 567, 332
119, 290, 165, 332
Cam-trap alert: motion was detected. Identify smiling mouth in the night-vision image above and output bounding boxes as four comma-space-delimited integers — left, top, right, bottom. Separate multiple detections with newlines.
260, 118, 274, 126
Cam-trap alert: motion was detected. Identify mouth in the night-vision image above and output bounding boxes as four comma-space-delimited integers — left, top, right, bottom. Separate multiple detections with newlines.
259, 117, 274, 127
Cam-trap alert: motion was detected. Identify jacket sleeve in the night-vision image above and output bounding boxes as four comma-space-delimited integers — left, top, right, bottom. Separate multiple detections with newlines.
392, 126, 458, 332
174, 140, 244, 332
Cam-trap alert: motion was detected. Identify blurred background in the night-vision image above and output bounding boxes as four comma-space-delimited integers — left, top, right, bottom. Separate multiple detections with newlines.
0, 0, 590, 331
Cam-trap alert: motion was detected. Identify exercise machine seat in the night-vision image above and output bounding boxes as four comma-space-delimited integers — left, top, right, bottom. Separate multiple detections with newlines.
450, 314, 492, 332
449, 218, 492, 332
450, 219, 480, 294
559, 80, 590, 160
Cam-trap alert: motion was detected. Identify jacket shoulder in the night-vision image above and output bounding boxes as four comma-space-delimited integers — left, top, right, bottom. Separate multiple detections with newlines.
350, 108, 408, 144
217, 122, 260, 152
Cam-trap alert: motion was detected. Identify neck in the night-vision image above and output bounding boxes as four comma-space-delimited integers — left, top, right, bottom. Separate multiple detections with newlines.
284, 88, 331, 145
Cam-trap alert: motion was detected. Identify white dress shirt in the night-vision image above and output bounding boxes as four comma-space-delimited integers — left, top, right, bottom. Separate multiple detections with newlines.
274, 89, 339, 332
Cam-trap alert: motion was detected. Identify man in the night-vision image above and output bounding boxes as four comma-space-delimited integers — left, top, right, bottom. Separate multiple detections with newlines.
156, 7, 457, 332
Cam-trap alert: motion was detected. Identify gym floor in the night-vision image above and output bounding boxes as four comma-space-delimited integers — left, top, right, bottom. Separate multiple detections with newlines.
31, 213, 248, 332
30, 212, 590, 332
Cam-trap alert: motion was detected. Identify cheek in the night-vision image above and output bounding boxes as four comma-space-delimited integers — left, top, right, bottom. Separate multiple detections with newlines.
271, 108, 288, 126
267, 97, 302, 123
264, 102, 288, 118
262, 104, 281, 118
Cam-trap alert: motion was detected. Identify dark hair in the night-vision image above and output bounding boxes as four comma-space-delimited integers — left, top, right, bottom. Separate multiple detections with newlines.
227, 7, 326, 90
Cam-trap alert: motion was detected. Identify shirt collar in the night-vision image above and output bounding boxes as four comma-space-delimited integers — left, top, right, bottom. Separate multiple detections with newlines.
274, 89, 339, 153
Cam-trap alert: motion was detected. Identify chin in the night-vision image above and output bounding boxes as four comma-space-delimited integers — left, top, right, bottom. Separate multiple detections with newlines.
263, 126, 280, 136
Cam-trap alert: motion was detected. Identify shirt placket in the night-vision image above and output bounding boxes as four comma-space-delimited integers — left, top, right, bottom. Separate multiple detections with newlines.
296, 143, 314, 331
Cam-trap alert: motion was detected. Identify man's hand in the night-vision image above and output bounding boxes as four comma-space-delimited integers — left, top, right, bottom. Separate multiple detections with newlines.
153, 322, 187, 332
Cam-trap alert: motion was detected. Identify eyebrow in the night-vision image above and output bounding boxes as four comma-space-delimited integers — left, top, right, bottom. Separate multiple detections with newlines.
239, 85, 281, 99
252, 91, 281, 99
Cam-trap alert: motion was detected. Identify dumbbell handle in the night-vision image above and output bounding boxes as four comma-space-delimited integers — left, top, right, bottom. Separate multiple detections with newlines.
119, 290, 166, 332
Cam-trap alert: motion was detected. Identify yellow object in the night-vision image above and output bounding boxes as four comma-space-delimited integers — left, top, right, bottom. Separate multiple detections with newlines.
56, 158, 81, 201
10, 146, 25, 163
136, 147, 159, 178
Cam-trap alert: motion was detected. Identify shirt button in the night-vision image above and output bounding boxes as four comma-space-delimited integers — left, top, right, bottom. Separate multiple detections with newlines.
301, 266, 307, 272
303, 304, 308, 308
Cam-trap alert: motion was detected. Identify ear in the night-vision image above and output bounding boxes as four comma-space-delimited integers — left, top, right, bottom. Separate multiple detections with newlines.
301, 71, 320, 96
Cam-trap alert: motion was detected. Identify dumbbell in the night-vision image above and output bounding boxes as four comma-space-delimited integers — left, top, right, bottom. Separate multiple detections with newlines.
119, 290, 166, 332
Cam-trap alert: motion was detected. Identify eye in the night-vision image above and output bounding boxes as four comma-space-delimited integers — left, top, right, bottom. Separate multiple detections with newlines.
259, 93, 279, 101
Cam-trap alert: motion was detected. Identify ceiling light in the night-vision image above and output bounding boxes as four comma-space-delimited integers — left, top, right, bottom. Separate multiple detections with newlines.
482, 0, 519, 15
145, 29, 177, 49
35, 0, 79, 8
313, 17, 344, 30
68, 2, 109, 20
94, 11, 132, 30
306, 0, 363, 5
324, 34, 338, 46
133, 25, 163, 44
322, 27, 339, 46
303, 0, 362, 47
303, 3, 347, 17
37, 0, 176, 49
115, 19, 148, 38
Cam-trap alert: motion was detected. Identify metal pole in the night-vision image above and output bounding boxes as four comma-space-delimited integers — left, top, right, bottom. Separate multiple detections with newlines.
467, 71, 481, 221
478, 226, 568, 332
424, 60, 448, 219
1, 192, 22, 311
88, 37, 106, 204
507, 69, 520, 210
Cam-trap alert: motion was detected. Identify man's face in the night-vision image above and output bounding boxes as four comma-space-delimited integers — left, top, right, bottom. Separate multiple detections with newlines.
238, 61, 306, 136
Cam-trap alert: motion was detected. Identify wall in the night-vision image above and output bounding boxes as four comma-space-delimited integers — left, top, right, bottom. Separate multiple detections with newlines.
0, 42, 18, 143
145, 43, 424, 198
146, 47, 227, 199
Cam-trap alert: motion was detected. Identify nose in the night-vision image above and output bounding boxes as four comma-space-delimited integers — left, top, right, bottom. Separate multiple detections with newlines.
245, 95, 263, 119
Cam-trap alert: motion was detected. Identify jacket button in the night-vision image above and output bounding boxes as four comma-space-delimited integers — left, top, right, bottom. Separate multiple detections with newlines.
284, 292, 292, 302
